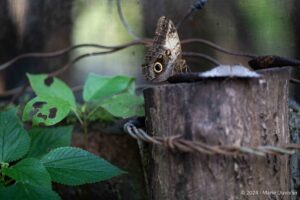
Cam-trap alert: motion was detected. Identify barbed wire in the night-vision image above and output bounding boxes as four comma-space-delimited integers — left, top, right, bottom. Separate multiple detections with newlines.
124, 120, 300, 157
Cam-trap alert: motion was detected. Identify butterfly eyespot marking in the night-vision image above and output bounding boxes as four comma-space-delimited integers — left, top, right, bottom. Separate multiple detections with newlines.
153, 62, 163, 73
165, 49, 171, 56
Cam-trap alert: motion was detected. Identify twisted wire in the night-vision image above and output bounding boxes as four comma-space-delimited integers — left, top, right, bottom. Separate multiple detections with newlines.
124, 121, 300, 157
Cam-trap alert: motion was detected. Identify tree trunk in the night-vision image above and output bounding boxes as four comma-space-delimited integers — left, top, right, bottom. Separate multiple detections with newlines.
143, 67, 291, 200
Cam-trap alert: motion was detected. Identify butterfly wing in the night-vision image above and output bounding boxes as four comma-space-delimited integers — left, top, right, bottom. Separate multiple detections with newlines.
143, 16, 186, 82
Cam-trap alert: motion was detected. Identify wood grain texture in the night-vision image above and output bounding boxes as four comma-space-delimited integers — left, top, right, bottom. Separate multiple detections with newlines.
144, 68, 290, 200
289, 105, 300, 200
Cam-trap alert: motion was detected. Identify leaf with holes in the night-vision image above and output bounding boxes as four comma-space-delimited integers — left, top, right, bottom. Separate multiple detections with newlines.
27, 74, 76, 109
0, 109, 30, 162
3, 158, 51, 188
22, 96, 70, 126
83, 74, 134, 102
22, 74, 79, 126
100, 93, 144, 118
26, 126, 73, 159
40, 147, 125, 186
0, 183, 61, 200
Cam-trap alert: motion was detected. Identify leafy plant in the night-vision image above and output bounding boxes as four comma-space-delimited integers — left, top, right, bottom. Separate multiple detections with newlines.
0, 73, 144, 199
0, 109, 124, 200
23, 73, 144, 125
83, 73, 144, 119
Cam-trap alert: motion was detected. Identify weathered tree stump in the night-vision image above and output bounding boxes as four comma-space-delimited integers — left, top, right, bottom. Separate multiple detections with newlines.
143, 68, 291, 200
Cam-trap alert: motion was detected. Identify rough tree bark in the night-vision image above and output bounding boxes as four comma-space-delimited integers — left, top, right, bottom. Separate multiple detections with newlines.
289, 105, 300, 200
143, 68, 291, 200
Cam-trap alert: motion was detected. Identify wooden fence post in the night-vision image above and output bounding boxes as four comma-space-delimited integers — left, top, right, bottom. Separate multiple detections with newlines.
143, 68, 291, 200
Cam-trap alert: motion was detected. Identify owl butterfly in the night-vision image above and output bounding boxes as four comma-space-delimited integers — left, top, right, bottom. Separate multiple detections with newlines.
143, 16, 187, 82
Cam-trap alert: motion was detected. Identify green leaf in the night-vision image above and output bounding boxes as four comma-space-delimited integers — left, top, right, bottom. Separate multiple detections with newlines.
85, 104, 115, 122
0, 183, 61, 200
27, 74, 76, 108
3, 158, 51, 188
100, 93, 145, 118
41, 147, 124, 186
0, 109, 30, 162
22, 96, 70, 126
83, 74, 144, 118
83, 74, 134, 102
23, 74, 78, 126
26, 126, 73, 159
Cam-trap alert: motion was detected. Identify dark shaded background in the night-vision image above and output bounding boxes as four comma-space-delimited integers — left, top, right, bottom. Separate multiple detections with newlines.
0, 0, 299, 99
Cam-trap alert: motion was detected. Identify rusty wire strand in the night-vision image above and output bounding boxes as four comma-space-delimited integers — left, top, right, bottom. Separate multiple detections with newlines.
290, 78, 300, 84
0, 42, 151, 72
1, 40, 148, 102
181, 38, 257, 59
182, 52, 221, 65
116, 0, 140, 40
124, 121, 300, 157
0, 84, 83, 98
0, 37, 258, 73
0, 35, 289, 99
0, 40, 225, 98
0, 37, 256, 75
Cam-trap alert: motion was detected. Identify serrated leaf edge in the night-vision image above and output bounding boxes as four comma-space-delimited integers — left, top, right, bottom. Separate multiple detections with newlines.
40, 147, 125, 186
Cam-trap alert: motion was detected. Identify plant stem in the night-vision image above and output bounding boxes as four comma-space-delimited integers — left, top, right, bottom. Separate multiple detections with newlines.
4, 179, 13, 186
83, 118, 89, 148
74, 110, 83, 125
0, 166, 6, 185
81, 104, 89, 147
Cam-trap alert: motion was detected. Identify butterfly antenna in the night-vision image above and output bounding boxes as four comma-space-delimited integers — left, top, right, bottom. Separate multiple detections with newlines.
176, 0, 208, 29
